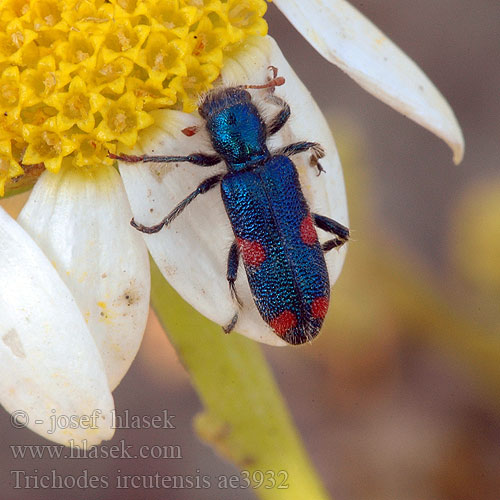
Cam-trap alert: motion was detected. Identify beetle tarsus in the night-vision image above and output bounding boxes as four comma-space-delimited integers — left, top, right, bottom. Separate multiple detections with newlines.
109, 153, 144, 163
223, 313, 238, 334
130, 218, 166, 234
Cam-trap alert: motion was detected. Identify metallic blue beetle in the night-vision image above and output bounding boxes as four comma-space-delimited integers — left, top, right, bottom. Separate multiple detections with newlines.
111, 70, 349, 345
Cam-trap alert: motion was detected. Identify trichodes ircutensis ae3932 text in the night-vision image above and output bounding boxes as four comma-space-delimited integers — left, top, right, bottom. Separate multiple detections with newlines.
111, 67, 350, 345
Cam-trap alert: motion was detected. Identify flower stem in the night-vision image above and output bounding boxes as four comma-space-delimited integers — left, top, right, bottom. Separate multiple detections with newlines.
150, 259, 331, 500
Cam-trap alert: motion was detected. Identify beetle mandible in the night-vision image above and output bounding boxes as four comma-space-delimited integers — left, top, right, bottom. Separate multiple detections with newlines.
111, 67, 350, 345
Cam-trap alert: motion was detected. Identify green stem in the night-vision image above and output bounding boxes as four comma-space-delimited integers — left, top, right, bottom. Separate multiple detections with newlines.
150, 259, 330, 500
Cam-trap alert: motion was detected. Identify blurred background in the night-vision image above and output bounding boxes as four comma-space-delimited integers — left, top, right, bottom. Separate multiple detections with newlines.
1, 1, 499, 499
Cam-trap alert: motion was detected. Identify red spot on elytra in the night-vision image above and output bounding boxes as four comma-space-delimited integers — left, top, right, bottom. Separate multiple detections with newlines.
237, 238, 266, 267
181, 126, 199, 137
311, 296, 329, 319
300, 215, 318, 245
270, 310, 297, 337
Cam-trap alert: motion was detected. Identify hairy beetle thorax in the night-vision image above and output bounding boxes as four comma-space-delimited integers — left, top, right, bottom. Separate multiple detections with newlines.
201, 88, 269, 170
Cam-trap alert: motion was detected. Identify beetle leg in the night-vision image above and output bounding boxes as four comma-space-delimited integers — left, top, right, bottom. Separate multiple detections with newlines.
223, 240, 243, 334
109, 152, 221, 167
266, 93, 291, 136
131, 174, 224, 233
227, 241, 243, 307
273, 141, 326, 175
312, 213, 350, 252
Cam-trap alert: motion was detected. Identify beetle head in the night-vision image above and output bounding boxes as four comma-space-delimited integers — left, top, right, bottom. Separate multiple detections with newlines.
199, 87, 251, 120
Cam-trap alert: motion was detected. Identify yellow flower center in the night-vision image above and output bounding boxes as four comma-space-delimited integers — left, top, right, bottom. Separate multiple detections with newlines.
33, 131, 62, 158
63, 94, 90, 121
108, 106, 136, 135
0, 81, 19, 107
0, 0, 268, 195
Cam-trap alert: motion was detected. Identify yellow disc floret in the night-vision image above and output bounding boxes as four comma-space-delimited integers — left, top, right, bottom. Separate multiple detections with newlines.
0, 0, 268, 195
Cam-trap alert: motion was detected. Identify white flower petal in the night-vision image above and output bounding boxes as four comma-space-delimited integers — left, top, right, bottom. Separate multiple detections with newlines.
120, 36, 348, 346
18, 166, 150, 390
0, 207, 114, 446
274, 0, 464, 164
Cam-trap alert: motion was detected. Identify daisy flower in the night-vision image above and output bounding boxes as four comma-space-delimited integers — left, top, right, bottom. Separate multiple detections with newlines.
0, 0, 463, 448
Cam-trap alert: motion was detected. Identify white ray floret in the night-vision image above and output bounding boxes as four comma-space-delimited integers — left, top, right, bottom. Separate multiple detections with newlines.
274, 0, 464, 163
18, 165, 151, 390
0, 207, 114, 446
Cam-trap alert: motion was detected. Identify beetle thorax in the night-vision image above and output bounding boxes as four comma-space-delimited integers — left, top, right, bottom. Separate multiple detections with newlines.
206, 102, 269, 171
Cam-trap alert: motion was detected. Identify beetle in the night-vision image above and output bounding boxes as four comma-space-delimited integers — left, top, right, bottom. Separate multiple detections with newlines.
110, 68, 350, 345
